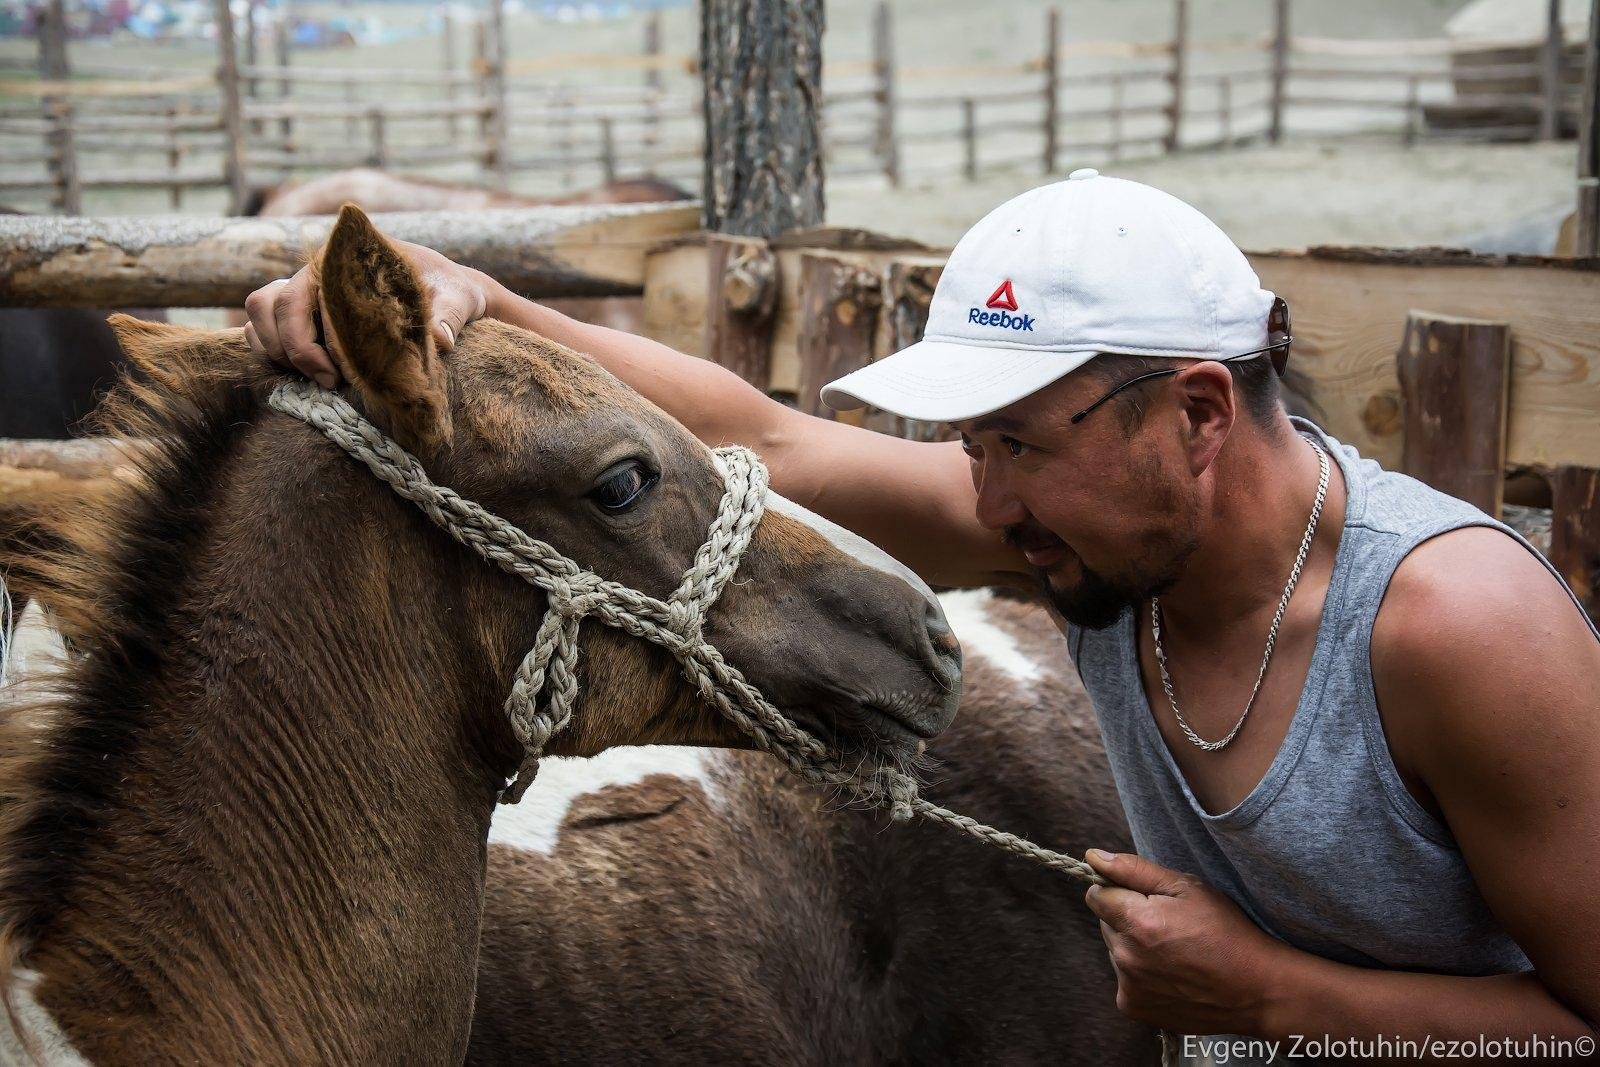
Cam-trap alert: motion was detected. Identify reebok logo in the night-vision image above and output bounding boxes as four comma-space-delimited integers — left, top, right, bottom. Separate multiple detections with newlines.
970, 279, 1034, 331
985, 279, 1019, 311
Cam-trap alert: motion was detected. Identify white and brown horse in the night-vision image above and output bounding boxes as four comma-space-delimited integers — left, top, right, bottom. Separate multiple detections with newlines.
0, 207, 958, 1064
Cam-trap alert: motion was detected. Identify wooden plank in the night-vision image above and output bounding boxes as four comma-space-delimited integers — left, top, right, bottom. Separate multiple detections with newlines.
487, 0, 510, 189
704, 235, 778, 389
37, 0, 80, 215
1549, 466, 1600, 619
1248, 249, 1600, 472
0, 438, 133, 479
795, 252, 883, 419
0, 204, 700, 307
1395, 311, 1511, 515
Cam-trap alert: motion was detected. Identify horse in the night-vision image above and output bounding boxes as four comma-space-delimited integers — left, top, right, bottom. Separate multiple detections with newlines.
0, 205, 959, 1065
0, 209, 164, 441
464, 587, 1153, 1065
243, 170, 695, 334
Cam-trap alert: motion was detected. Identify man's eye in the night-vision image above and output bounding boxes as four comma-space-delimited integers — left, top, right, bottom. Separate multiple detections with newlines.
592, 462, 657, 511
1003, 437, 1030, 458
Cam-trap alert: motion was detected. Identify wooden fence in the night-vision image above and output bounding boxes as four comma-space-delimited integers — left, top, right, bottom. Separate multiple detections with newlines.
1, 0, 1588, 214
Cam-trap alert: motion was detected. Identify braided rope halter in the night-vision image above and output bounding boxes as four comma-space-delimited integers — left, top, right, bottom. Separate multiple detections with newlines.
269, 380, 1108, 885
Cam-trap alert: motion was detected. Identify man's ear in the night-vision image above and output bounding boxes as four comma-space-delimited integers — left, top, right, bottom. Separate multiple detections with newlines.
315, 203, 452, 451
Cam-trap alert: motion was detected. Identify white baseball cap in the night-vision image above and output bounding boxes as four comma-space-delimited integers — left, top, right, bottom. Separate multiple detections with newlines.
821, 169, 1277, 423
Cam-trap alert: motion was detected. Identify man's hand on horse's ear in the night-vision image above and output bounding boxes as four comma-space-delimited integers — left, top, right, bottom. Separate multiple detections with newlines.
244, 239, 491, 388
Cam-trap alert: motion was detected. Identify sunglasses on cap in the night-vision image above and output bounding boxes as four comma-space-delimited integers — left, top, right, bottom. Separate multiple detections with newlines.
1069, 297, 1293, 425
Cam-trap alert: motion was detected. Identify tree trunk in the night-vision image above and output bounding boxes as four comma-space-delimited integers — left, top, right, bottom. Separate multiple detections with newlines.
700, 0, 825, 238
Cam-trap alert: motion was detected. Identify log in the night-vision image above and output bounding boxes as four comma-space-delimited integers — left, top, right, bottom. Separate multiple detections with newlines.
1248, 248, 1600, 472
0, 204, 700, 307
1549, 466, 1600, 619
700, 0, 824, 237
1540, 0, 1564, 141
704, 235, 778, 389
1395, 311, 1511, 515
0, 438, 133, 480
795, 252, 883, 419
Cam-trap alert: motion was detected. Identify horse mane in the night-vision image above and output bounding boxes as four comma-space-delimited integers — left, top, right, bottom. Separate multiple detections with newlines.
0, 320, 267, 1005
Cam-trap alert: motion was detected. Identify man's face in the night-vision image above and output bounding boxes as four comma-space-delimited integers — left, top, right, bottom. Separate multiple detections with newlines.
952, 369, 1207, 630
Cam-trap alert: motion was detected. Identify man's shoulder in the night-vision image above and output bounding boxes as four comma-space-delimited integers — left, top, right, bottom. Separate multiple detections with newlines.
1371, 525, 1599, 770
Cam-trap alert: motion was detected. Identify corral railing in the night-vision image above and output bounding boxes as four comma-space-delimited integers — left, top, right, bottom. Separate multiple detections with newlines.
1, 0, 1586, 214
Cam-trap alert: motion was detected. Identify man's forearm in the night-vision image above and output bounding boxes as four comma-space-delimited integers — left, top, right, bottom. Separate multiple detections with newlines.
1261, 946, 1595, 1056
482, 277, 794, 455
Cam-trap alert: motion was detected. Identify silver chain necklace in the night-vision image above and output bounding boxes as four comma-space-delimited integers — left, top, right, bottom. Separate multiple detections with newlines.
1152, 436, 1330, 752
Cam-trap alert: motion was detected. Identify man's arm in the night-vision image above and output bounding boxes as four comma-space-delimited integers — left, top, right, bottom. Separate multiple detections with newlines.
242, 244, 1026, 588
1083, 527, 1599, 1053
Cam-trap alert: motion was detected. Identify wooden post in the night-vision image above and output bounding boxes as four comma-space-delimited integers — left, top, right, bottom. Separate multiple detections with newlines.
37, 0, 80, 215
1395, 311, 1512, 516
215, 0, 248, 215
1540, 0, 1565, 141
443, 11, 460, 144
1549, 466, 1600, 619
795, 253, 884, 419
1166, 0, 1187, 153
1219, 75, 1232, 146
557, 86, 574, 188
368, 107, 388, 168
872, 1, 900, 187
473, 17, 492, 178
1042, 7, 1060, 174
244, 0, 259, 135
599, 117, 617, 183
167, 103, 183, 209
704, 235, 778, 388
643, 10, 662, 171
487, 0, 510, 189
273, 12, 292, 147
1110, 73, 1124, 161
1579, 0, 1600, 254
1403, 74, 1420, 147
1269, 0, 1289, 144
962, 98, 977, 181
885, 257, 950, 442
701, 0, 824, 237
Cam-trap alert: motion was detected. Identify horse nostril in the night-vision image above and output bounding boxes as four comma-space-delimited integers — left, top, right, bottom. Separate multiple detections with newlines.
924, 607, 962, 692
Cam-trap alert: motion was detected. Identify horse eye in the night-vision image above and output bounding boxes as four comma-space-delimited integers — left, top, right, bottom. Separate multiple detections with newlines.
591, 461, 657, 512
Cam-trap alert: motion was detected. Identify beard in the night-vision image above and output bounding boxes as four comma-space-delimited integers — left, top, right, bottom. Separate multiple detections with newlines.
1005, 523, 1197, 631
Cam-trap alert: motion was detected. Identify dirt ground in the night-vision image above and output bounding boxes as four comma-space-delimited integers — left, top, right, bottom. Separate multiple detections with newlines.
826, 136, 1580, 252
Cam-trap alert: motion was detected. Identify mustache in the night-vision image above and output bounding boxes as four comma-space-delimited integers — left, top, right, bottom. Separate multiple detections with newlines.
1002, 522, 1066, 554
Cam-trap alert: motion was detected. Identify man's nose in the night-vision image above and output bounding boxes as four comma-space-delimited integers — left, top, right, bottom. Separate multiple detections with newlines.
973, 465, 1026, 531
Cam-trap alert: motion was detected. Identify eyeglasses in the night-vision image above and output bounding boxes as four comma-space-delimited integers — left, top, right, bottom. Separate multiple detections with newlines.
1068, 297, 1293, 425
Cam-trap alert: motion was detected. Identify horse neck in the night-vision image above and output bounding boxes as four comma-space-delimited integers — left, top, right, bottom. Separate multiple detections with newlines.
22, 435, 510, 1065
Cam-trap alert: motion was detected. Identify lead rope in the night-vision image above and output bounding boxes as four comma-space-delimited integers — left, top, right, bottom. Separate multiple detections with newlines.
269, 382, 1178, 1066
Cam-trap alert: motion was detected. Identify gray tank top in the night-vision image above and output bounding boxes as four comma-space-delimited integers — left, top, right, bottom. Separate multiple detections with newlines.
1070, 418, 1598, 975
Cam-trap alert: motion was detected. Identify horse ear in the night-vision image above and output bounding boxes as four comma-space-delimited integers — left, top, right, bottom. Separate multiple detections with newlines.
107, 314, 256, 402
315, 203, 452, 452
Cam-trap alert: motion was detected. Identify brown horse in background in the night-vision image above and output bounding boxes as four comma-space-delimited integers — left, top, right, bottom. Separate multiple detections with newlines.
465, 587, 1152, 1065
245, 169, 696, 333
0, 206, 956, 1064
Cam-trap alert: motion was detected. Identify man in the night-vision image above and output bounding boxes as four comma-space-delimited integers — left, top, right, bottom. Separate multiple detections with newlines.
246, 170, 1600, 1055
